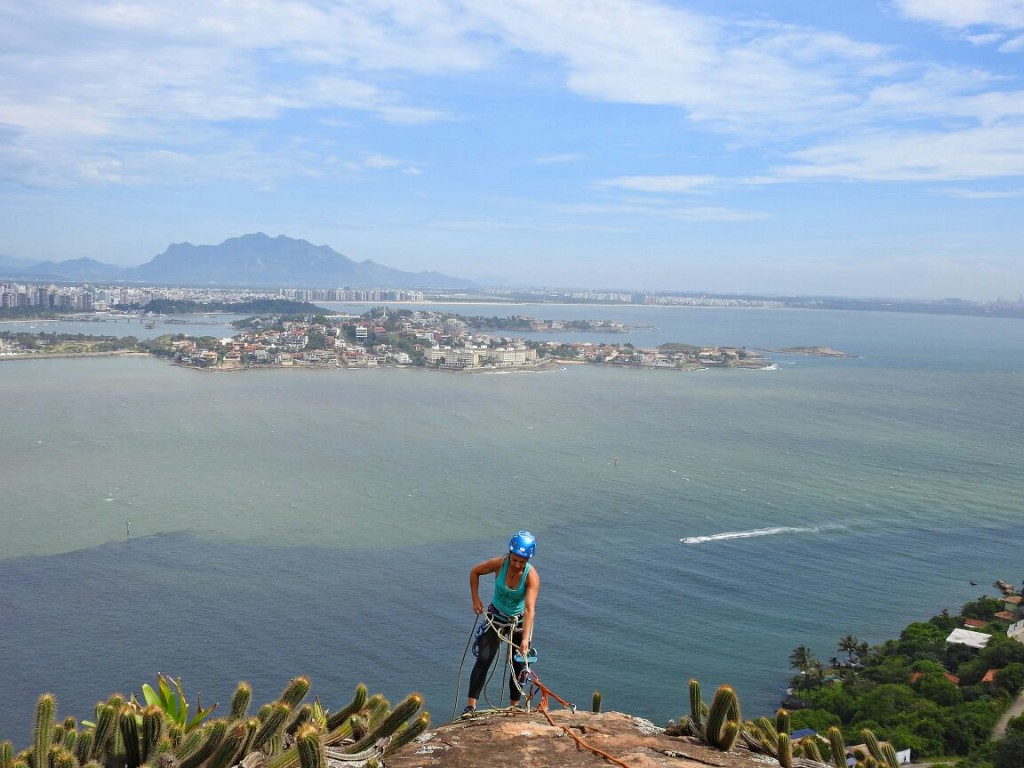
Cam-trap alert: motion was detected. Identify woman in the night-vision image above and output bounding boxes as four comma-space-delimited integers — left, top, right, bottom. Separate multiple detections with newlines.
462, 530, 540, 718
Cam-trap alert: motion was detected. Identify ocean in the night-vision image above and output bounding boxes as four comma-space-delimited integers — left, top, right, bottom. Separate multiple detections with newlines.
1, 305, 1022, 744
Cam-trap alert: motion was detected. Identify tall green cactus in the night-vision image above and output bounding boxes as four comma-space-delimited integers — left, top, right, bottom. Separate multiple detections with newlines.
90, 705, 117, 761
882, 742, 900, 768
32, 694, 56, 768
250, 703, 291, 754
828, 726, 847, 768
278, 678, 310, 711
801, 738, 824, 763
119, 710, 141, 768
380, 712, 430, 759
229, 684, 252, 722
704, 686, 741, 752
341, 694, 423, 756
285, 706, 312, 737
294, 726, 323, 768
862, 729, 884, 763
775, 709, 790, 736
72, 730, 93, 766
592, 692, 602, 714
141, 706, 164, 764
177, 720, 227, 768
777, 732, 793, 768
325, 685, 368, 731
204, 723, 248, 768
3, 740, 14, 768
689, 679, 702, 727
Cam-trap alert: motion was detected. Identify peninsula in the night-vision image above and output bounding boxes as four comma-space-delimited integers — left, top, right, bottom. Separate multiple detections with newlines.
0, 307, 822, 372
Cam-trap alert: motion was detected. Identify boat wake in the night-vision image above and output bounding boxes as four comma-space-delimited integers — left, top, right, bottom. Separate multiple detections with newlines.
681, 524, 842, 545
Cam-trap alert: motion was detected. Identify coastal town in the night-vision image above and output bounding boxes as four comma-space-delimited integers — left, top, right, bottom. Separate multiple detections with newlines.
0, 305, 782, 371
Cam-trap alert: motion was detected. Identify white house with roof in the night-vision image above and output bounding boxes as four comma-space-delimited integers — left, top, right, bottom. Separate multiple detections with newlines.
946, 628, 991, 650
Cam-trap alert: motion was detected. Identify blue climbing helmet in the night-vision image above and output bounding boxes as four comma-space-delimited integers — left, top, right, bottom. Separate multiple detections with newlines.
508, 530, 536, 559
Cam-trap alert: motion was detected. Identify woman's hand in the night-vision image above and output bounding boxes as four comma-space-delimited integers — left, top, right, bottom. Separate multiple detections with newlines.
472, 596, 484, 614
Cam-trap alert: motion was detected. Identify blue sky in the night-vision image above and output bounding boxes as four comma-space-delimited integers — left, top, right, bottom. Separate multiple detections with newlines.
2, 0, 1024, 300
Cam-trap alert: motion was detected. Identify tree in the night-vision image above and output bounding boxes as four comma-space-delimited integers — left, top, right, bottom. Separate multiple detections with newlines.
839, 635, 862, 665
790, 645, 817, 674
992, 729, 1024, 768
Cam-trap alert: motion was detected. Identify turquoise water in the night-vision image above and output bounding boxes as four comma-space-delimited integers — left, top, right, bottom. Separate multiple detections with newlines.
1, 307, 1022, 743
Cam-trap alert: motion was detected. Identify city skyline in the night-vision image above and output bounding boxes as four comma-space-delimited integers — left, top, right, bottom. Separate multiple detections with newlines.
3, 1, 1024, 301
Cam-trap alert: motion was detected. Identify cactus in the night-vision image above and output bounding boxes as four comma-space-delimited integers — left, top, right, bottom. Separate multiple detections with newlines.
882, 742, 899, 768
294, 726, 323, 768
141, 706, 164, 764
32, 694, 57, 768
801, 738, 824, 763
862, 729, 884, 763
72, 731, 93, 766
49, 750, 75, 768
688, 679, 703, 729
777, 732, 793, 768
250, 703, 290, 754
3, 740, 15, 768
380, 712, 430, 759
285, 706, 312, 737
229, 684, 253, 722
592, 691, 602, 714
828, 726, 846, 768
90, 705, 117, 761
704, 686, 741, 752
277, 678, 310, 711
204, 723, 248, 768
340, 694, 423, 755
775, 709, 790, 737
177, 720, 227, 768
325, 685, 368, 734
173, 730, 205, 765
120, 710, 141, 768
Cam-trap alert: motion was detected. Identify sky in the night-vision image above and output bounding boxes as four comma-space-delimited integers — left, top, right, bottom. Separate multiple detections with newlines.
2, 0, 1024, 300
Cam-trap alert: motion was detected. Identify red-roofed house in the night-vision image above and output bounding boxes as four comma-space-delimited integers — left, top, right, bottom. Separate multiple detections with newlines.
910, 671, 960, 685
963, 618, 988, 629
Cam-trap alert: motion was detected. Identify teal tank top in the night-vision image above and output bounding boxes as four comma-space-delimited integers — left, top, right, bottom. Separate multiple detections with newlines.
491, 558, 532, 618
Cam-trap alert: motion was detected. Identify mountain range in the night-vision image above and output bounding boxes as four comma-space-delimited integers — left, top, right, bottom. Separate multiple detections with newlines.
0, 234, 477, 289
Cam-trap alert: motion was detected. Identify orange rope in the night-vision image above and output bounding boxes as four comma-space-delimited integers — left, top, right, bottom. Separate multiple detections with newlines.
527, 676, 636, 768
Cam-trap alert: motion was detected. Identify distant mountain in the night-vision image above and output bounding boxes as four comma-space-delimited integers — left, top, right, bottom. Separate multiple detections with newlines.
0, 234, 477, 289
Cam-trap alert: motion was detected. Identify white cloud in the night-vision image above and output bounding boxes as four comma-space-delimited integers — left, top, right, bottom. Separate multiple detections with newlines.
771, 123, 1024, 181
598, 175, 717, 193
892, 0, 1024, 30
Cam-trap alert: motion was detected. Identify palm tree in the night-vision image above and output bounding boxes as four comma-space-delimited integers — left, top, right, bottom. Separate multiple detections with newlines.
838, 634, 861, 665
789, 645, 816, 674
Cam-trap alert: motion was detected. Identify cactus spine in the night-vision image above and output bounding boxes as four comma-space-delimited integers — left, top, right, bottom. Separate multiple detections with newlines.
32, 694, 56, 768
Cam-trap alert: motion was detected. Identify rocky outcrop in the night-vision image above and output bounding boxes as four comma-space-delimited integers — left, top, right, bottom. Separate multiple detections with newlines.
383, 709, 782, 768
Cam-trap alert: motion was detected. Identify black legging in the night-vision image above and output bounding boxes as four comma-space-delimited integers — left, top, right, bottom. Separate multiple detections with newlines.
468, 619, 526, 702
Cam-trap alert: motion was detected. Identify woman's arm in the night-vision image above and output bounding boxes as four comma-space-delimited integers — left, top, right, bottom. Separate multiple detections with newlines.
469, 556, 503, 614
519, 568, 540, 653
